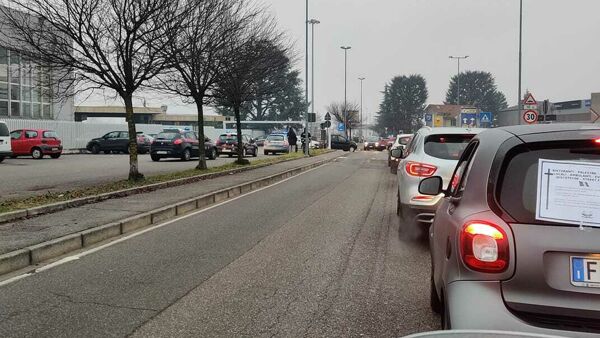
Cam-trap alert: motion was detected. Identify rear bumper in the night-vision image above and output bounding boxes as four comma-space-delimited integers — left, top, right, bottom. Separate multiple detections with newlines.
264, 145, 289, 152
40, 145, 63, 154
150, 147, 184, 157
446, 281, 598, 337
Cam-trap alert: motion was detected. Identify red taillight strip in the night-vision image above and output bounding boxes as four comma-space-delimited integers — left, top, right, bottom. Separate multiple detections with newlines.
460, 221, 509, 273
405, 161, 438, 177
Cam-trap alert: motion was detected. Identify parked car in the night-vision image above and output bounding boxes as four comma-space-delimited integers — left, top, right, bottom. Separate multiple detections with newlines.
255, 136, 267, 147
136, 132, 152, 154
215, 133, 258, 157
331, 134, 357, 152
389, 134, 413, 173
364, 136, 385, 151
394, 127, 483, 233
150, 130, 216, 161
421, 124, 600, 336
0, 121, 12, 163
264, 133, 289, 155
9, 129, 63, 159
385, 136, 397, 150
86, 131, 148, 154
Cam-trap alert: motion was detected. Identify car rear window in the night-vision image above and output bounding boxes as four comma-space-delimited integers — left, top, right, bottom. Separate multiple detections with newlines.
0, 123, 9, 136
267, 135, 284, 141
424, 134, 474, 160
156, 132, 180, 140
219, 135, 236, 141
43, 131, 58, 138
498, 141, 600, 224
367, 137, 379, 142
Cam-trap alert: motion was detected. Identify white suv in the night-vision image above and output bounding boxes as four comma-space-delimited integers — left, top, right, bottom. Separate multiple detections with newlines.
0, 121, 12, 163
395, 127, 483, 236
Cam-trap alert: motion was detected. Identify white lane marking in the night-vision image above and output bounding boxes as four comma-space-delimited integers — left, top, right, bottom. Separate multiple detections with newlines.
0, 163, 329, 288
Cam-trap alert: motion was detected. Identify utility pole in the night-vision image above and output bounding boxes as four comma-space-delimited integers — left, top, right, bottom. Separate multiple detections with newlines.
449, 55, 469, 105
518, 0, 523, 115
341, 46, 351, 139
304, 0, 309, 155
358, 77, 365, 140
309, 19, 320, 143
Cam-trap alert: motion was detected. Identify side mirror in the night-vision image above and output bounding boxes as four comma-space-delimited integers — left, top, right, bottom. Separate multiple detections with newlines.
419, 176, 444, 196
391, 148, 403, 158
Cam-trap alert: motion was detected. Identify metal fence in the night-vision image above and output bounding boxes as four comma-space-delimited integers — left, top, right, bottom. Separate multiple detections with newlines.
3, 119, 265, 150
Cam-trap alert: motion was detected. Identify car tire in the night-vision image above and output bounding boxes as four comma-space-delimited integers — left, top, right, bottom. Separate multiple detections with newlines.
50, 153, 61, 159
430, 276, 442, 314
31, 148, 43, 159
351, 146, 356, 152
252, 147, 257, 157
181, 148, 191, 161
209, 148, 217, 160
264, 150, 269, 155
0, 156, 4, 163
91, 144, 100, 154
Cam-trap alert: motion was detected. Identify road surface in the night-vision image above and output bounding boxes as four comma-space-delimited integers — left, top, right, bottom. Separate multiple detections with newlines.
0, 151, 270, 201
0, 151, 438, 337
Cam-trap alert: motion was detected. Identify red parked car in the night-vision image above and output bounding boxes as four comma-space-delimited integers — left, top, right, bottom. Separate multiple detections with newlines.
10, 129, 63, 159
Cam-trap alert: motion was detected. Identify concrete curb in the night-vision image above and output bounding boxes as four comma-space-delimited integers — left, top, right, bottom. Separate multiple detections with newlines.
0, 154, 339, 277
0, 151, 335, 225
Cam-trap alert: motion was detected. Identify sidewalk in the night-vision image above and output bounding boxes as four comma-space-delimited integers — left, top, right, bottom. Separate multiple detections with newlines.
0, 151, 342, 255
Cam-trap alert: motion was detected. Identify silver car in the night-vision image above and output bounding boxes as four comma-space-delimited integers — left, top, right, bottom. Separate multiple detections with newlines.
420, 124, 600, 336
263, 133, 289, 155
394, 127, 483, 232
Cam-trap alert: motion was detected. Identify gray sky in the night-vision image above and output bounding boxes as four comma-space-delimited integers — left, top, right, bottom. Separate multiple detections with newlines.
79, 0, 600, 122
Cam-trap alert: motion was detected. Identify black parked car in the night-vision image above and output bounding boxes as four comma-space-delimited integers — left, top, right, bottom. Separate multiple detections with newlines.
331, 134, 357, 152
215, 133, 258, 157
87, 131, 152, 154
150, 130, 217, 162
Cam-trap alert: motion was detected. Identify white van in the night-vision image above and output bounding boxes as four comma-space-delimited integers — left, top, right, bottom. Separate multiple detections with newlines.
0, 121, 12, 163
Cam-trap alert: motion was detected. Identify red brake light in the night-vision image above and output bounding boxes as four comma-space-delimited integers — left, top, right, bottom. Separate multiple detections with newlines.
405, 161, 437, 177
594, 138, 600, 145
173, 139, 183, 145
460, 221, 509, 273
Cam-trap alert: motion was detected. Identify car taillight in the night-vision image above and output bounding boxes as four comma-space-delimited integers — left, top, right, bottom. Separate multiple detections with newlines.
284, 140, 289, 146
460, 221, 509, 273
173, 139, 183, 145
405, 161, 437, 177
594, 138, 600, 145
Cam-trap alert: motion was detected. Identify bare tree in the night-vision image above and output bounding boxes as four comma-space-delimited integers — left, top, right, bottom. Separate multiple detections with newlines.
212, 15, 290, 165
156, 0, 246, 170
0, 0, 182, 180
325, 101, 360, 134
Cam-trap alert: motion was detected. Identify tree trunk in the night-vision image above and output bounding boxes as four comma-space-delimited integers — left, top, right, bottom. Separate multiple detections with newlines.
124, 94, 143, 181
195, 99, 207, 170
234, 103, 249, 165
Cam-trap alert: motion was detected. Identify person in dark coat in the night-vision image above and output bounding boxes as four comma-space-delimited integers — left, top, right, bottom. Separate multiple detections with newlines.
288, 128, 297, 152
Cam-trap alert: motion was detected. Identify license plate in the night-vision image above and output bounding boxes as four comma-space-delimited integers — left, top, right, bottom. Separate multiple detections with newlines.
156, 151, 168, 155
52, 148, 58, 151
221, 149, 231, 152
571, 257, 600, 288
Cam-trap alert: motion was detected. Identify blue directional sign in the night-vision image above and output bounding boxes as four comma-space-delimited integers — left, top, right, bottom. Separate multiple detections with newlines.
337, 123, 346, 132
460, 113, 478, 126
424, 113, 433, 122
479, 112, 493, 124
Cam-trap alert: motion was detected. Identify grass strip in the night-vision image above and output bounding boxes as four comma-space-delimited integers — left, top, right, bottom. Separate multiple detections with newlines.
0, 149, 332, 214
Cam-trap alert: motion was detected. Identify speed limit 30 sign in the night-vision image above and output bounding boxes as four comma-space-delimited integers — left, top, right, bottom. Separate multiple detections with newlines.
523, 110, 538, 124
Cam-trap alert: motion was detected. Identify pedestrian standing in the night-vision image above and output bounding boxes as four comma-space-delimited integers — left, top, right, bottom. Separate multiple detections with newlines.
288, 128, 297, 153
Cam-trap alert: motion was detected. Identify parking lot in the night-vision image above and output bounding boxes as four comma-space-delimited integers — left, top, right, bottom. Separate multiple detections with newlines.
0, 151, 270, 201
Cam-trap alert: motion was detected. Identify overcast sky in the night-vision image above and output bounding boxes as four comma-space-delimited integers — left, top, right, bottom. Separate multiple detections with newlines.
79, 0, 600, 121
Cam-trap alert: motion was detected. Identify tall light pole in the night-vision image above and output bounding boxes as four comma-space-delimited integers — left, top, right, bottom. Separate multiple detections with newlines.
304, 0, 309, 155
341, 46, 351, 139
518, 0, 523, 114
449, 55, 469, 105
358, 77, 365, 140
309, 19, 320, 139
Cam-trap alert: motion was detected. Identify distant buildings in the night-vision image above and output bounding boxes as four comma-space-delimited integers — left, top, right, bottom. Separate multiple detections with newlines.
424, 104, 483, 128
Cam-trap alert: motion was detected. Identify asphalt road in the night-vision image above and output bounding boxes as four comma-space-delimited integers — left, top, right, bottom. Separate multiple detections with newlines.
0, 151, 270, 201
0, 151, 438, 337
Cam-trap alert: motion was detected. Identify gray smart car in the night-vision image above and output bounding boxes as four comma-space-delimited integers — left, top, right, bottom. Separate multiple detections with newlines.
420, 124, 600, 337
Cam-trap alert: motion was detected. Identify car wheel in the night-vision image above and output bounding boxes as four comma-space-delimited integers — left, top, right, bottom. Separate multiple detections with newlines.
91, 144, 100, 154
151, 154, 161, 162
252, 147, 257, 157
0, 156, 4, 163
430, 276, 442, 314
264, 150, 269, 155
351, 146, 357, 152
50, 153, 61, 159
31, 148, 43, 159
210, 148, 217, 160
181, 148, 191, 161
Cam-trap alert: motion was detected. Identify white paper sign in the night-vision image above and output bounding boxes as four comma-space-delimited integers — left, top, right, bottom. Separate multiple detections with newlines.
536, 159, 600, 226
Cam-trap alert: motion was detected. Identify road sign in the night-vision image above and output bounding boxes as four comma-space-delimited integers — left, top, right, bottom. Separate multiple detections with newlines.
308, 113, 316, 123
337, 123, 345, 132
523, 104, 537, 110
461, 113, 478, 127
434, 115, 443, 127
479, 112, 492, 124
523, 110, 538, 124
324, 120, 331, 128
425, 113, 433, 122
523, 93, 537, 105
324, 112, 331, 121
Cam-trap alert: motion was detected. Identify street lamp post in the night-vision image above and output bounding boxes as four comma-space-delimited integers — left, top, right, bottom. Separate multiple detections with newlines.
358, 77, 365, 140
341, 46, 351, 139
304, 0, 309, 155
309, 19, 320, 142
449, 55, 469, 105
